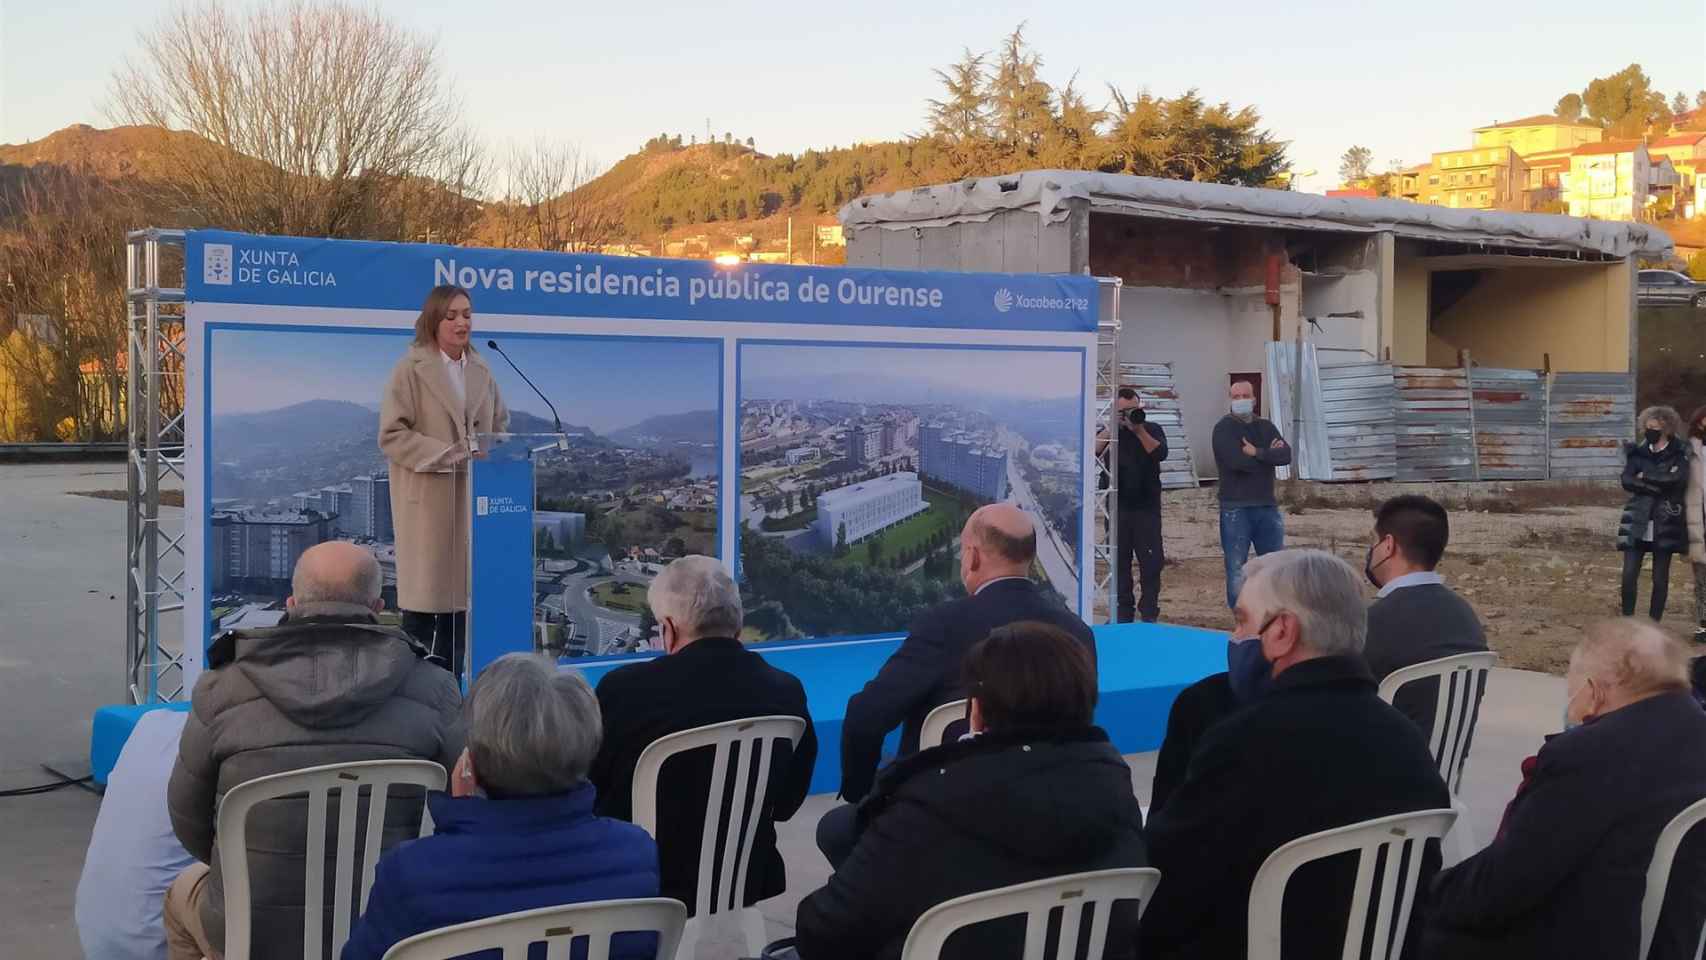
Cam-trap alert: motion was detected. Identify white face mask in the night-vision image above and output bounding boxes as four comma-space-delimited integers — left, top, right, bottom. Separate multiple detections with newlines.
1231, 398, 1255, 417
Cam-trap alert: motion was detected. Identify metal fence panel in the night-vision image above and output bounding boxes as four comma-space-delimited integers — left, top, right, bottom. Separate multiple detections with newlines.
1394, 367, 1476, 482
1118, 362, 1199, 489
1470, 367, 1547, 480
1319, 361, 1396, 481
1548, 372, 1635, 479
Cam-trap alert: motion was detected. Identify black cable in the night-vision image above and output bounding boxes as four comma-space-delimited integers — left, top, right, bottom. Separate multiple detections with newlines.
0, 774, 93, 797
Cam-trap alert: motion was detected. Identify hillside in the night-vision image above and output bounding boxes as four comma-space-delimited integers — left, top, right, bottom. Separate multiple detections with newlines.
0, 124, 209, 183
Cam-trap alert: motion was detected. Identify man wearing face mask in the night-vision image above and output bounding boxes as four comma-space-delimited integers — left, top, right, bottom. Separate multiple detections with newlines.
1363, 495, 1488, 736
1212, 379, 1291, 609
1137, 549, 1448, 960
1421, 619, 1706, 960
587, 555, 817, 915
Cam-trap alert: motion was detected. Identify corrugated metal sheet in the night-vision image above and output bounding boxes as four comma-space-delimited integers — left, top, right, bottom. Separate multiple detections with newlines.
1264, 342, 1329, 481
1548, 372, 1635, 479
1395, 367, 1477, 482
1117, 362, 1199, 489
1319, 361, 1397, 481
1469, 367, 1547, 480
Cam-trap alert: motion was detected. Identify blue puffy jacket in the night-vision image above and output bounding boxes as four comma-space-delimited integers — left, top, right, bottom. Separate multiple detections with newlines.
341, 784, 660, 960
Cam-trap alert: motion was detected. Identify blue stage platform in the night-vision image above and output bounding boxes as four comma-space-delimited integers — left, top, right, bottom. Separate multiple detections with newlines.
90, 622, 1226, 791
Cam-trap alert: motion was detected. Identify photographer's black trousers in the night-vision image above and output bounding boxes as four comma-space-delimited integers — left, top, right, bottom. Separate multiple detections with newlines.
1117, 506, 1164, 623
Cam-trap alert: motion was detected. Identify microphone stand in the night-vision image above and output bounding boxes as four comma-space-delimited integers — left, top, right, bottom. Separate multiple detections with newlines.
487, 338, 570, 452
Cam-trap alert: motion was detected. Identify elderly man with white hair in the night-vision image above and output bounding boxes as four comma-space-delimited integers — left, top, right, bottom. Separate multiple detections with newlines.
1137, 548, 1450, 960
1422, 619, 1706, 960
589, 556, 818, 918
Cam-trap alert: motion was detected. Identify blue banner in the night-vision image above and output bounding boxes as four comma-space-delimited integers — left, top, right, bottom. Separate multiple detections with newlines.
185, 229, 1098, 332
468, 456, 537, 678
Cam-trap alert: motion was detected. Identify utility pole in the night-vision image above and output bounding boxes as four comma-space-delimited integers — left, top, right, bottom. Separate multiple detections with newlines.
786, 217, 793, 264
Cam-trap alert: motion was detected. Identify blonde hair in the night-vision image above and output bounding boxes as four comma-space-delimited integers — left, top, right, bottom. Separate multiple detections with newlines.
1635, 405, 1683, 443
413, 285, 474, 348
1573, 619, 1690, 700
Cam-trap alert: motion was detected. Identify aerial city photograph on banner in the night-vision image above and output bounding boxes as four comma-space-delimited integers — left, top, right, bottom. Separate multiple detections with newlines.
736, 341, 1087, 642
205, 325, 722, 658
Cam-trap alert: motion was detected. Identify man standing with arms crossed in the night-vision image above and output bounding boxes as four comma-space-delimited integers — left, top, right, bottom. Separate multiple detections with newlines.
1213, 379, 1291, 609
1100, 386, 1169, 622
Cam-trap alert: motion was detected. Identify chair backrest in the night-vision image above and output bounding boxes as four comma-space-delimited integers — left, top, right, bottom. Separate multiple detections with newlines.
1640, 795, 1706, 960
920, 698, 970, 751
1247, 808, 1457, 960
216, 759, 446, 960
630, 715, 807, 919
379, 897, 688, 960
900, 868, 1161, 960
1376, 652, 1497, 794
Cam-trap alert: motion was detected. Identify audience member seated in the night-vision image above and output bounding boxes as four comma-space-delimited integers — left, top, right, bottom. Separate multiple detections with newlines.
1363, 494, 1489, 734
819, 504, 1096, 868
1137, 549, 1451, 960
342, 655, 659, 960
795, 622, 1148, 960
163, 541, 464, 960
1421, 618, 1706, 960
589, 555, 817, 915
1148, 568, 1275, 819
76, 709, 195, 960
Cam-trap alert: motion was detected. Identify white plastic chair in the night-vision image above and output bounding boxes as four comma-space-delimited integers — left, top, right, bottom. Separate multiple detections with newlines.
1640, 795, 1706, 960
379, 898, 688, 960
899, 867, 1162, 960
630, 715, 806, 960
1377, 651, 1496, 864
215, 759, 446, 960
1246, 808, 1457, 960
920, 698, 970, 750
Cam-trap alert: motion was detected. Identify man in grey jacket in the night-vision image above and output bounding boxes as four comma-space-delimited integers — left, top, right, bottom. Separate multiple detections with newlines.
163, 541, 463, 960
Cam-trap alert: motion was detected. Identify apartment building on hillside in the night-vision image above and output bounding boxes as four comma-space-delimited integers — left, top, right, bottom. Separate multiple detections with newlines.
1472, 115, 1604, 155
1565, 142, 1651, 221
1395, 146, 1529, 211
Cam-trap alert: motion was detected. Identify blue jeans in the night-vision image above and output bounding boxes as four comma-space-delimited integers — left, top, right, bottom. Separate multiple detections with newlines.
1220, 505, 1286, 608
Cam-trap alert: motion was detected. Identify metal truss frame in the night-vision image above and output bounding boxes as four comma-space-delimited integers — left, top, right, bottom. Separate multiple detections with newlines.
125, 228, 189, 703
1091, 277, 1122, 624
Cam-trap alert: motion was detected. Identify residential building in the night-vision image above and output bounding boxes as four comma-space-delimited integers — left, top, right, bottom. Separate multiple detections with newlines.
1565, 142, 1651, 221
813, 471, 928, 547
1472, 115, 1604, 156
816, 225, 846, 247
1648, 133, 1706, 218
919, 423, 1010, 501
320, 484, 355, 536
1517, 150, 1574, 210
1428, 145, 1530, 211
210, 509, 335, 594
291, 490, 323, 513
351, 474, 394, 541
845, 425, 880, 464
785, 445, 819, 465
1394, 164, 1434, 203
533, 511, 586, 552
879, 422, 897, 456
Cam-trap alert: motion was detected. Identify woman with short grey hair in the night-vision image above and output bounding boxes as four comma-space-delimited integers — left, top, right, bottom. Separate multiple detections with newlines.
342, 654, 661, 960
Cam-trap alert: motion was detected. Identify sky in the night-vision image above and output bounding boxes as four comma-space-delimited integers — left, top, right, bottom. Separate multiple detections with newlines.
3, 2, 1704, 194
741, 343, 1082, 402
209, 326, 721, 433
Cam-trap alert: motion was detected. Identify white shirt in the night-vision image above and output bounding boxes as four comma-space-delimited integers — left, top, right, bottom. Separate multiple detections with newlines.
1375, 571, 1445, 599
975, 575, 1030, 596
440, 350, 467, 414
75, 710, 195, 960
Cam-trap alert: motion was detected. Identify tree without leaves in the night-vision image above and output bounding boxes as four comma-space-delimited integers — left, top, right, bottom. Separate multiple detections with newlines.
110, 0, 481, 240
1673, 92, 1691, 115
487, 139, 619, 252
1339, 146, 1374, 185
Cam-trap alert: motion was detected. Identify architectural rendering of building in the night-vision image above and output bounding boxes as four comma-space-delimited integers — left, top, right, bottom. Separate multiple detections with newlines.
919, 423, 1010, 501
320, 484, 355, 536
351, 474, 393, 542
786, 445, 819, 465
813, 471, 927, 547
210, 509, 335, 594
845, 425, 881, 465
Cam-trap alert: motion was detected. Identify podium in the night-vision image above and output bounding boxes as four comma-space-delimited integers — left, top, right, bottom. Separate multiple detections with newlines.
466, 432, 568, 681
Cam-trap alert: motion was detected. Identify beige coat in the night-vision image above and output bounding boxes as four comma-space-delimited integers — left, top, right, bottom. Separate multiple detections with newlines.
379, 344, 509, 612
1688, 436, 1705, 565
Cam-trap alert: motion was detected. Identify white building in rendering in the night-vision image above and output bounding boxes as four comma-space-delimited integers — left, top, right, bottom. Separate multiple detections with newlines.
814, 471, 928, 547
786, 445, 820, 465
534, 511, 586, 551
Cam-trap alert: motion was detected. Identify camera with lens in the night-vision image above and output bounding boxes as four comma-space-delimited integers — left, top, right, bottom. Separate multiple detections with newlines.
1124, 406, 1146, 425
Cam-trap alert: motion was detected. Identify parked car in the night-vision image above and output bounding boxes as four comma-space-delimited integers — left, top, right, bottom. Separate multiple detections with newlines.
1637, 269, 1706, 307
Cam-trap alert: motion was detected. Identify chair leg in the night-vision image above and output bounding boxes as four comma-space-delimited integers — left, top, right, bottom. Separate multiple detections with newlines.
676, 916, 700, 960
741, 907, 769, 957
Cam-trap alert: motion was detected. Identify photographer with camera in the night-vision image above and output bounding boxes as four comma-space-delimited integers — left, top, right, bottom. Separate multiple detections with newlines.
1098, 386, 1169, 623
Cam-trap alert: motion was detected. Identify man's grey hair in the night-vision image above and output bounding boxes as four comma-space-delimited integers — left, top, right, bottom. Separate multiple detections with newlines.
291, 548, 381, 605
1574, 619, 1690, 698
1243, 549, 1367, 657
464, 654, 601, 798
647, 555, 743, 640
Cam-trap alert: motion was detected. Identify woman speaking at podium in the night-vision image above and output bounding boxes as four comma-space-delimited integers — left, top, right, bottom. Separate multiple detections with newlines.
379, 284, 509, 678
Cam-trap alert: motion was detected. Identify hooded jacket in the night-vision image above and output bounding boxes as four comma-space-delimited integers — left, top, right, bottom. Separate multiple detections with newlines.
795, 726, 1148, 960
1619, 438, 1690, 553
166, 601, 464, 959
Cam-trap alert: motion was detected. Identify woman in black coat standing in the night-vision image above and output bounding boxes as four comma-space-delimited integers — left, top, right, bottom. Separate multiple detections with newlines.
1619, 405, 1690, 621
795, 622, 1148, 960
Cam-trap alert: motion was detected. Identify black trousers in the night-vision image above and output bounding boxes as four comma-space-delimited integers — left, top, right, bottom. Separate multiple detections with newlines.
401, 610, 467, 677
815, 803, 860, 871
1621, 546, 1673, 622
1116, 504, 1164, 623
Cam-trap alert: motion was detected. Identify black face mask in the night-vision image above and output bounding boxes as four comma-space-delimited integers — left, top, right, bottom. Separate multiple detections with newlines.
1646, 429, 1663, 446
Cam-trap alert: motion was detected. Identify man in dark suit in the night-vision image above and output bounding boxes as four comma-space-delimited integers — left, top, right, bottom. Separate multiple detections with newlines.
1422, 619, 1706, 960
1363, 495, 1489, 735
1138, 549, 1451, 960
817, 503, 1096, 867
589, 555, 817, 916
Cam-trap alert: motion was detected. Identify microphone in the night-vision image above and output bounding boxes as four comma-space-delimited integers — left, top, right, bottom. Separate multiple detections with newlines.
486, 339, 566, 440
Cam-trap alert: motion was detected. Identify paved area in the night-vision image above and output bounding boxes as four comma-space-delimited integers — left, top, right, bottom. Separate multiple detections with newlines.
0, 462, 1563, 959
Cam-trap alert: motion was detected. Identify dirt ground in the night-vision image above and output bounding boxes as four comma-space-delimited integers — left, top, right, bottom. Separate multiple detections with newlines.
1135, 480, 1704, 676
